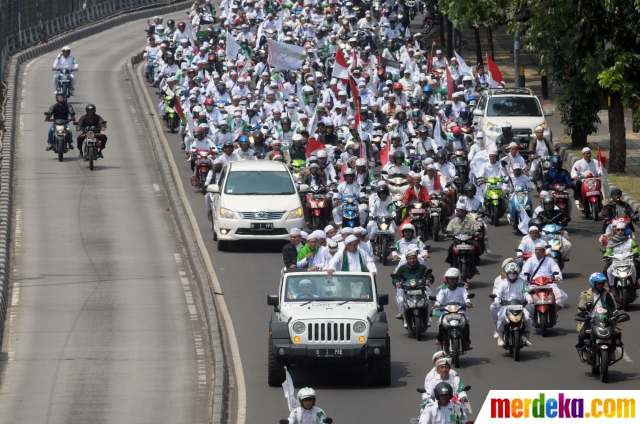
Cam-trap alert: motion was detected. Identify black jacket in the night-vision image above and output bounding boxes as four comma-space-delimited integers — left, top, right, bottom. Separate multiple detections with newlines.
46, 102, 75, 120
302, 172, 327, 187
282, 242, 302, 268
538, 208, 570, 227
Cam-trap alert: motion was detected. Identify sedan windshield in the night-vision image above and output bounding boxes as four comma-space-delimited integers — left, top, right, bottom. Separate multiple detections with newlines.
224, 170, 295, 195
284, 275, 373, 302
487, 96, 542, 117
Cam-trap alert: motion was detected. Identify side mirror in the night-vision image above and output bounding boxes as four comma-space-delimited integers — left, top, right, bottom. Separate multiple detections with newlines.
617, 314, 630, 323
378, 293, 389, 306
424, 245, 431, 251
72, 121, 79, 126
544, 109, 554, 117
428, 295, 437, 301
324, 419, 333, 424
472, 121, 478, 126
332, 188, 339, 193
489, 294, 497, 299
299, 184, 310, 193
577, 306, 586, 312
207, 184, 220, 193
390, 273, 398, 279
462, 385, 471, 392
467, 293, 476, 299
381, 170, 389, 175
267, 295, 279, 307
416, 388, 427, 394
280, 420, 289, 424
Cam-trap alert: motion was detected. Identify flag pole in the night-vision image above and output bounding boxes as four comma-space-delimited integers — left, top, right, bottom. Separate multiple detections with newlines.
427, 40, 435, 74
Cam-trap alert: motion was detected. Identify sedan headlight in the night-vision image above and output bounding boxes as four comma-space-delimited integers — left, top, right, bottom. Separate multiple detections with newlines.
353, 321, 367, 334
219, 207, 236, 219
292, 321, 306, 334
287, 207, 304, 220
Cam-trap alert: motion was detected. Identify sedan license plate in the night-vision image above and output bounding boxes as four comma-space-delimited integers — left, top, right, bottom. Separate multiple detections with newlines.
406, 289, 423, 295
456, 244, 472, 250
411, 208, 426, 214
250, 222, 273, 231
315, 348, 343, 357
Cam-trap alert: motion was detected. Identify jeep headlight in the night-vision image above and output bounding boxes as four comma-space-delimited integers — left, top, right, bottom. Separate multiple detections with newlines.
287, 207, 304, 220
353, 321, 366, 334
219, 207, 236, 219
292, 321, 306, 334
487, 122, 502, 133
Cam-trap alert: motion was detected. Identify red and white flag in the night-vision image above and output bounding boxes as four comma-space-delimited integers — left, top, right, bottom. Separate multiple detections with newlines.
486, 54, 505, 88
446, 66, 455, 100
333, 49, 351, 81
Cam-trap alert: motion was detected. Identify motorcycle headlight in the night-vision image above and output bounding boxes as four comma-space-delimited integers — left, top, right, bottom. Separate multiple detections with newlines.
595, 326, 613, 338
287, 207, 304, 220
219, 207, 236, 219
414, 202, 423, 209
417, 299, 425, 308
490, 194, 499, 199
56, 125, 65, 133
619, 271, 628, 278
406, 299, 417, 308
353, 321, 366, 334
292, 321, 306, 334
508, 313, 522, 323
380, 222, 389, 230
346, 197, 354, 203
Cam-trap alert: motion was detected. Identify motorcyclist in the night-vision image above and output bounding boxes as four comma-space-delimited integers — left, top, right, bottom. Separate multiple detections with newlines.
602, 188, 638, 234
301, 164, 332, 225
435, 268, 473, 349
445, 201, 482, 277
515, 225, 547, 267
290, 134, 307, 161
522, 245, 566, 313
218, 141, 241, 165
454, 108, 472, 128
420, 379, 468, 424
382, 150, 410, 175
367, 184, 397, 242
393, 249, 434, 328
503, 142, 527, 170
234, 135, 256, 161
316, 150, 337, 183
402, 172, 430, 205
424, 351, 458, 387
354, 158, 372, 185
495, 122, 514, 151
570, 147, 601, 210
265, 140, 292, 164
529, 125, 553, 181
75, 103, 107, 157
434, 149, 456, 181
332, 169, 367, 224
603, 222, 640, 289
391, 223, 429, 262
507, 163, 533, 198
287, 387, 329, 424
543, 155, 573, 190
537, 196, 570, 227
575, 273, 620, 349
52, 46, 78, 93
45, 92, 75, 151
460, 183, 483, 215
493, 262, 533, 347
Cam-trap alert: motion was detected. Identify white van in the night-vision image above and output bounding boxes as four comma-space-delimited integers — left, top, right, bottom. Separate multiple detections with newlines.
206, 161, 307, 251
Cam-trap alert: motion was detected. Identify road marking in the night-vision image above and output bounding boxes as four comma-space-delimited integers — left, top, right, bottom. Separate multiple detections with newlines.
153, 183, 160, 192
7, 209, 23, 363
623, 353, 633, 362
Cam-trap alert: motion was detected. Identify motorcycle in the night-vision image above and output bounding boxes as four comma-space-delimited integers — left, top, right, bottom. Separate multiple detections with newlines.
45, 113, 72, 162
372, 0, 382, 18
337, 193, 365, 228
75, 121, 106, 171
527, 276, 558, 337
421, 10, 440, 34
430, 293, 475, 367
393, 269, 433, 341
406, 0, 418, 19
162, 95, 180, 134
574, 307, 629, 383
531, 155, 553, 192
427, 193, 444, 242
405, 199, 429, 242
305, 185, 330, 231
280, 418, 333, 424
550, 182, 572, 217
290, 158, 307, 181
539, 224, 564, 269
146, 54, 157, 83
507, 186, 533, 234
450, 149, 470, 191
606, 252, 638, 311
489, 295, 529, 361
482, 177, 505, 226
578, 172, 602, 221
373, 216, 394, 266
384, 173, 409, 225
444, 231, 478, 284
55, 69, 73, 100
191, 149, 214, 194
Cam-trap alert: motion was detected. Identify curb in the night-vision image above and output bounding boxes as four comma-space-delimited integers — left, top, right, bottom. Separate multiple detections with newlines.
0, 3, 229, 424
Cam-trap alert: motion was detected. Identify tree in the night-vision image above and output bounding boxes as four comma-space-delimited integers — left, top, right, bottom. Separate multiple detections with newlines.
556, 77, 602, 147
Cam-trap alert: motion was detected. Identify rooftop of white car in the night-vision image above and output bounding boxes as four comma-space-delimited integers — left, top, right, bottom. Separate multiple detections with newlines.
228, 160, 290, 172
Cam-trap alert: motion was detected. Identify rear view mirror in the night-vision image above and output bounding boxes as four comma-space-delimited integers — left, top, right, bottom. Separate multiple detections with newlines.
377, 293, 389, 306
489, 294, 497, 299
267, 295, 279, 307
467, 293, 476, 299
463, 385, 471, 392
429, 296, 437, 301
207, 184, 220, 193
299, 184, 310, 193
416, 388, 427, 394
544, 109, 554, 117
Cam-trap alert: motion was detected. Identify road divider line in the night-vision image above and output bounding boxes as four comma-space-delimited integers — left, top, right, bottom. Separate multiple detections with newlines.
623, 353, 633, 362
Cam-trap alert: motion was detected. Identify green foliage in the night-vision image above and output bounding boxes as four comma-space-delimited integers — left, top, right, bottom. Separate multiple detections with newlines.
437, 0, 508, 29
555, 77, 602, 143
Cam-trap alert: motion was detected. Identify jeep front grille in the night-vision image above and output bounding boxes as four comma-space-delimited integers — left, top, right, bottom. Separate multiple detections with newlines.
308, 323, 351, 342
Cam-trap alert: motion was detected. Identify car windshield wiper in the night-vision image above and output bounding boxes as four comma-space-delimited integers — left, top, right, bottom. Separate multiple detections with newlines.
299, 300, 315, 306
338, 300, 352, 305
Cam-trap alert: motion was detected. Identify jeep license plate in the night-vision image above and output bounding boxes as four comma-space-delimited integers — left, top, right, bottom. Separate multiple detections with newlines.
250, 222, 273, 231
315, 348, 343, 357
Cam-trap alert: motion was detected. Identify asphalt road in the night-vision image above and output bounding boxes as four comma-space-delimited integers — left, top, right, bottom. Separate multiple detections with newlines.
0, 16, 211, 424
139, 45, 640, 424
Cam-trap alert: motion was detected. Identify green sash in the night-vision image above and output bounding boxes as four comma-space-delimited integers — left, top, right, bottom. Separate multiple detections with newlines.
341, 250, 365, 272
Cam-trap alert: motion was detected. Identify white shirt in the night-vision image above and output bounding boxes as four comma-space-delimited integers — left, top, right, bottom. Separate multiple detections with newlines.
435, 286, 470, 310
288, 406, 326, 424
494, 278, 530, 304
419, 401, 465, 424
478, 161, 506, 180
521, 255, 562, 282
435, 162, 456, 180
52, 54, 78, 71
571, 158, 601, 179
327, 248, 377, 273
217, 152, 241, 165
336, 181, 361, 198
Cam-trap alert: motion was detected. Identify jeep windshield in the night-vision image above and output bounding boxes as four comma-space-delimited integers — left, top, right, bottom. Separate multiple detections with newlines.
224, 170, 295, 195
486, 96, 542, 117
284, 275, 374, 302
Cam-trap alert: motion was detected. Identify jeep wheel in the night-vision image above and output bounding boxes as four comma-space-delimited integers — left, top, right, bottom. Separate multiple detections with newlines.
369, 336, 391, 386
268, 337, 286, 387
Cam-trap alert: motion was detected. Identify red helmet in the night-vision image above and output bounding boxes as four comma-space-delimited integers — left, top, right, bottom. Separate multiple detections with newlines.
178, 21, 186, 29
204, 98, 214, 106
377, 68, 385, 76
208, 54, 215, 61
393, 82, 403, 90
452, 126, 462, 135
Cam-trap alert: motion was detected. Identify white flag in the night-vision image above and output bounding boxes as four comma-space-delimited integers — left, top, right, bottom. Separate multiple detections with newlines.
454, 51, 474, 79
282, 367, 300, 412
267, 39, 307, 71
226, 32, 241, 61
518, 206, 531, 234
433, 117, 445, 149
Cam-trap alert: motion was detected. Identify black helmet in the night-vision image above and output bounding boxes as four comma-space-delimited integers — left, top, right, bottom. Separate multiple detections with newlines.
418, 125, 428, 133
216, 82, 226, 92
543, 196, 555, 205
529, 217, 542, 228
392, 150, 405, 161
377, 185, 390, 195
253, 130, 264, 139
551, 155, 563, 169
167, 19, 175, 27
463, 183, 475, 194
434, 382, 453, 398
86, 103, 96, 114
281, 117, 292, 126
611, 188, 623, 197
165, 51, 174, 59
383, 72, 392, 82
223, 141, 234, 149
436, 149, 447, 160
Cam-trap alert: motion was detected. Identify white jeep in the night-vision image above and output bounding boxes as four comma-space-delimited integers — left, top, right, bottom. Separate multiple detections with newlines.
267, 270, 391, 387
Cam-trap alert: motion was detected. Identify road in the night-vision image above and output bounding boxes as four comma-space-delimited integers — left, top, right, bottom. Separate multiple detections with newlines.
139, 38, 640, 424
0, 15, 211, 424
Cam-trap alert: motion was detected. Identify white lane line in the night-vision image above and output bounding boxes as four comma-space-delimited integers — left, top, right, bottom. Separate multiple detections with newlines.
7, 209, 23, 363
623, 353, 633, 362
153, 183, 160, 192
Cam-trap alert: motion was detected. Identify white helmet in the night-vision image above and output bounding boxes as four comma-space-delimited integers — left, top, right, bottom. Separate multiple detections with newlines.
444, 268, 461, 279
62, 46, 71, 52
292, 134, 304, 142
344, 168, 356, 176
402, 223, 415, 233
462, 75, 473, 82
297, 387, 316, 401
192, 106, 202, 113
355, 158, 367, 167
502, 121, 512, 128
155, 24, 166, 35
316, 150, 328, 159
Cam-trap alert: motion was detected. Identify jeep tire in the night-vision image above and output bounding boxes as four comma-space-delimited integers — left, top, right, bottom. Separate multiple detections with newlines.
268, 336, 286, 387
369, 336, 391, 386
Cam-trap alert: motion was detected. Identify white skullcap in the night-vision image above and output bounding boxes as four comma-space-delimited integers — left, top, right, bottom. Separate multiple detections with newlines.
529, 226, 539, 232
582, 147, 591, 154
617, 222, 627, 229
426, 164, 435, 170
328, 241, 339, 252
508, 142, 519, 148
533, 238, 547, 248
445, 100, 453, 105
435, 357, 452, 367
535, 125, 544, 131
345, 235, 359, 244
408, 171, 418, 178
436, 49, 443, 54
432, 350, 447, 362
476, 131, 483, 137
377, 180, 387, 187
301, 231, 309, 239
308, 231, 321, 240
455, 200, 467, 210
539, 190, 548, 196
299, 279, 312, 286
341, 227, 354, 234
331, 234, 343, 242
513, 163, 522, 170
487, 146, 498, 155
290, 228, 302, 235
324, 224, 335, 233
354, 227, 366, 235
316, 231, 327, 239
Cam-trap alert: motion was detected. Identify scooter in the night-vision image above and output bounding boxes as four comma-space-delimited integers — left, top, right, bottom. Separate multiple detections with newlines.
162, 95, 180, 134
578, 173, 602, 221
191, 149, 214, 194
531, 155, 553, 192
385, 173, 409, 225
550, 182, 572, 217
489, 296, 529, 361
430, 293, 475, 367
427, 193, 444, 242
393, 269, 433, 341
444, 231, 478, 284
405, 199, 430, 242
373, 216, 394, 266
508, 186, 533, 233
607, 252, 638, 311
305, 185, 330, 231
338, 194, 365, 228
280, 418, 333, 424
450, 149, 470, 191
482, 177, 505, 226
527, 276, 558, 337
574, 307, 629, 383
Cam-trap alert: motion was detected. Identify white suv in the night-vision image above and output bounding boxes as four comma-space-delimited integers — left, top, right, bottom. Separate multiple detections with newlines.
474, 88, 554, 142
267, 270, 391, 387
206, 161, 306, 251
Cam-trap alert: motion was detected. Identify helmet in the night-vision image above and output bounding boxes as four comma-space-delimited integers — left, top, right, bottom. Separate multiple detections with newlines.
452, 126, 462, 136
393, 82, 403, 90
436, 150, 447, 160
459, 107, 468, 117
529, 217, 542, 228
297, 387, 316, 401
402, 223, 415, 233
344, 168, 356, 177
85, 103, 96, 114
216, 82, 226, 92
155, 25, 165, 35
62, 46, 71, 52
462, 75, 473, 82
317, 150, 328, 159
292, 134, 303, 143
503, 261, 520, 274
377, 185, 390, 195
434, 382, 453, 398
463, 183, 475, 194
551, 155, 563, 169
252, 130, 263, 139
204, 98, 214, 106
166, 19, 175, 27
223, 141, 234, 149
350, 123, 358, 130
383, 72, 392, 82
444, 268, 460, 279
543, 196, 555, 205
178, 21, 186, 29
422, 85, 432, 93
418, 125, 428, 133
611, 188, 623, 197
589, 272, 607, 287
356, 158, 367, 167
502, 122, 512, 131
193, 126, 204, 136
392, 150, 405, 161
239, 135, 249, 144
200, 123, 209, 133
56, 92, 65, 103
281, 117, 292, 126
